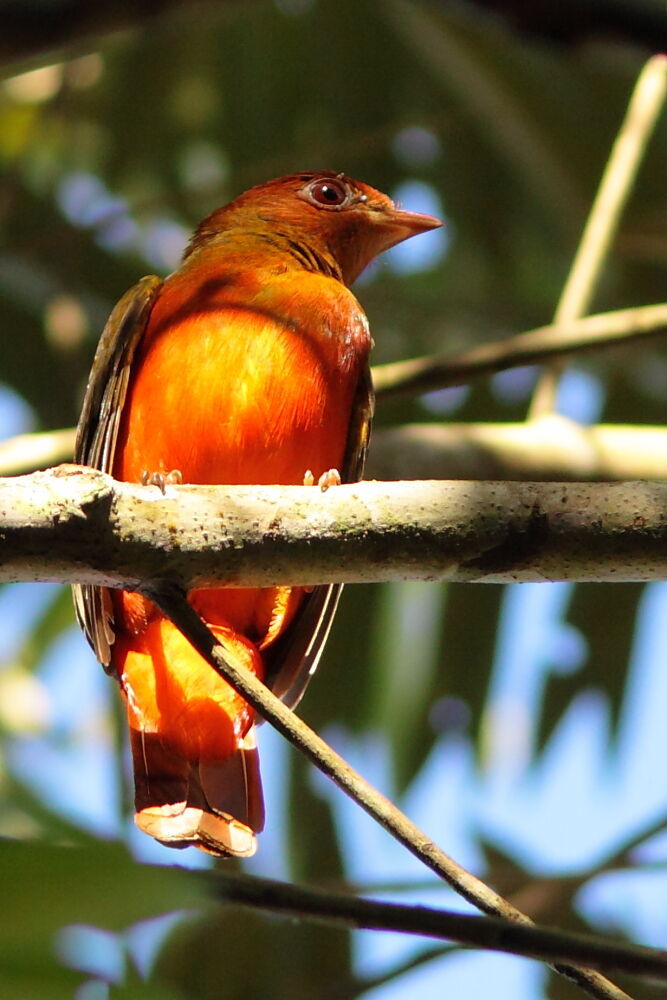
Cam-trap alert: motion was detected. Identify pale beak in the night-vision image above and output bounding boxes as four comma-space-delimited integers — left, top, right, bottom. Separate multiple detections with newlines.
344, 206, 443, 283
379, 206, 444, 251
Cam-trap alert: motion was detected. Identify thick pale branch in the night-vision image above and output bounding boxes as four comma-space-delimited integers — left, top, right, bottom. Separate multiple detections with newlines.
1, 466, 665, 588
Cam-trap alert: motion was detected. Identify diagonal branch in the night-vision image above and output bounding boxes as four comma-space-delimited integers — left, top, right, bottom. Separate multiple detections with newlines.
150, 585, 631, 1000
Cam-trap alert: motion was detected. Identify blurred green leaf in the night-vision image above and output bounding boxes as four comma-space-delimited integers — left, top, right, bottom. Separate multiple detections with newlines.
0, 840, 203, 946
0, 954, 84, 1000
0, 839, 204, 998
438, 584, 504, 752
287, 748, 348, 886
544, 583, 645, 744
0, 770, 98, 842
110, 968, 185, 1000
304, 583, 385, 732
18, 586, 77, 673
366, 582, 447, 791
153, 904, 352, 1000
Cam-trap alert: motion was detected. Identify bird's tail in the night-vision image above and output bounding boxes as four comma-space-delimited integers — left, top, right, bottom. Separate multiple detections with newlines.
115, 614, 266, 857
131, 725, 264, 857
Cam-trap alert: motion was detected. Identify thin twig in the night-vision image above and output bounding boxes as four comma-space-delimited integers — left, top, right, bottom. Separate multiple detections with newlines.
373, 301, 667, 400
150, 583, 523, 914
529, 55, 667, 418
509, 810, 667, 924
149, 584, 632, 1000
591, 809, 667, 879
207, 869, 667, 984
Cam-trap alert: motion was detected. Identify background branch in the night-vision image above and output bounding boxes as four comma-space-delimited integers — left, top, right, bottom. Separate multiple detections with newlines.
207, 870, 667, 984
2, 420, 665, 483
367, 419, 667, 482
509, 809, 667, 924
528, 54, 667, 417
2, 291, 664, 478
373, 302, 667, 400
0, 0, 238, 70
0, 428, 76, 477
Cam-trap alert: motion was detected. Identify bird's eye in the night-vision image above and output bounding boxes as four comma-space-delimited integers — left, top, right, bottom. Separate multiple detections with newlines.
305, 177, 349, 208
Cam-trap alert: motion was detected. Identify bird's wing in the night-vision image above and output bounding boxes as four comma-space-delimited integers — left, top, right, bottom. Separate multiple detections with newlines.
263, 365, 375, 710
73, 275, 163, 670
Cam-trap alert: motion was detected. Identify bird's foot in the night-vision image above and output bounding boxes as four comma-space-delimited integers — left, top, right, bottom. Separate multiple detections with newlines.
303, 468, 341, 492
317, 468, 341, 492
141, 469, 183, 494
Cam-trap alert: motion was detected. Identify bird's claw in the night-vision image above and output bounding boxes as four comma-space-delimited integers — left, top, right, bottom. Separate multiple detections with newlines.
303, 468, 341, 491
317, 468, 341, 492
141, 469, 183, 494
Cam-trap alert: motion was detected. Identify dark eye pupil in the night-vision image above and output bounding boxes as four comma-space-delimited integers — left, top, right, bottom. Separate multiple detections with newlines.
310, 179, 346, 205
320, 184, 340, 202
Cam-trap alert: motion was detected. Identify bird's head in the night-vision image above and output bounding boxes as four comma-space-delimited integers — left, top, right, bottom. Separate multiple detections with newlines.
187, 172, 442, 285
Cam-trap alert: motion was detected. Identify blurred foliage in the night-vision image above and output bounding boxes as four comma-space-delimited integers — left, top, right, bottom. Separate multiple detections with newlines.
1, 0, 667, 997
154, 904, 353, 1000
0, 835, 202, 999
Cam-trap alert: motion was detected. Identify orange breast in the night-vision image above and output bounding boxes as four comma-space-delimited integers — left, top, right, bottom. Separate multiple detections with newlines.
113, 263, 370, 646
117, 307, 351, 486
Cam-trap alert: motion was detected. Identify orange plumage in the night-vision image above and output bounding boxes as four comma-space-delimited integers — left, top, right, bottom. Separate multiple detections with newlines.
74, 172, 441, 856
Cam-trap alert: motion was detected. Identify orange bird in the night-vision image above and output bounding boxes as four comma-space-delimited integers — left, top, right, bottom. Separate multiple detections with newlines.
74, 172, 441, 857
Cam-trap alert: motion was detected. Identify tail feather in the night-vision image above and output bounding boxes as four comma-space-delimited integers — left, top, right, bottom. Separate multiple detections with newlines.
130, 727, 264, 858
198, 729, 265, 833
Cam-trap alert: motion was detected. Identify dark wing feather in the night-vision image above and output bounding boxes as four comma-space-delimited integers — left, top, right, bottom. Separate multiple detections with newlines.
73, 275, 162, 671
263, 365, 375, 709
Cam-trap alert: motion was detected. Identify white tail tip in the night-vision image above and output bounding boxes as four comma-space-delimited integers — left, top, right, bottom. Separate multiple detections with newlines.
135, 803, 257, 858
